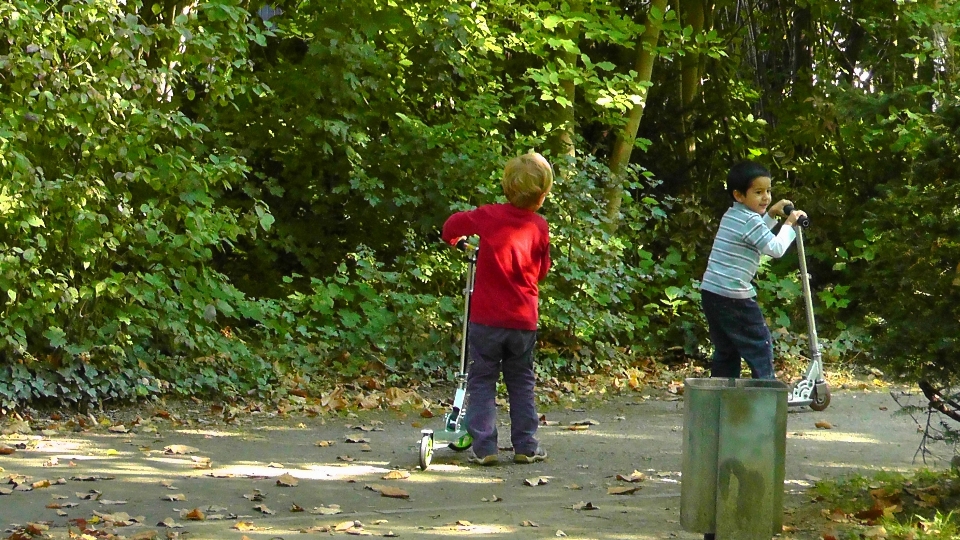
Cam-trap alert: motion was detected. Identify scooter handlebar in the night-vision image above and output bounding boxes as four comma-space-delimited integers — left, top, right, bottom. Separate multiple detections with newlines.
782, 204, 810, 228
455, 237, 477, 253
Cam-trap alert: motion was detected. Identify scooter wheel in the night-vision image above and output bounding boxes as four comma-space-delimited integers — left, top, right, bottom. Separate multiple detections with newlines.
809, 385, 831, 411
418, 433, 434, 470
448, 433, 473, 452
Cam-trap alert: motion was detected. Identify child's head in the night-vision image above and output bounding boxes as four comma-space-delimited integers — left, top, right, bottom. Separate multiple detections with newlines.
726, 161, 771, 200
502, 152, 553, 210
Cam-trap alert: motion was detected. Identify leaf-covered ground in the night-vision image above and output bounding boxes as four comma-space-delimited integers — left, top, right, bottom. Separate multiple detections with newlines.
0, 384, 937, 540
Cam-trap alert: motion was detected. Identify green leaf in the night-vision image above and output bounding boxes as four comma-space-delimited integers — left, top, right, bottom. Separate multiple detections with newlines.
43, 327, 67, 348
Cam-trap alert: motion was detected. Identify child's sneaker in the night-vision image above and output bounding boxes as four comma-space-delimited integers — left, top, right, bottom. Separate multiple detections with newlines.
467, 450, 498, 466
514, 447, 547, 463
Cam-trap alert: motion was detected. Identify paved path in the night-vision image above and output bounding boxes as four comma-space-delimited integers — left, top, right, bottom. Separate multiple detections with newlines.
0, 388, 932, 539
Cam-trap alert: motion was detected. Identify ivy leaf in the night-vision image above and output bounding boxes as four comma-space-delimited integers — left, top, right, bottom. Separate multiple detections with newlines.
43, 327, 67, 348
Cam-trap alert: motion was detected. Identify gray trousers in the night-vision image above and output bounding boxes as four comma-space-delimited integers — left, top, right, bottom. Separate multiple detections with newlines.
463, 322, 540, 457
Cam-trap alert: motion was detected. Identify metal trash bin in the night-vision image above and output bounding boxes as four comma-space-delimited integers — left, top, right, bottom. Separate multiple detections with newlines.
680, 378, 788, 540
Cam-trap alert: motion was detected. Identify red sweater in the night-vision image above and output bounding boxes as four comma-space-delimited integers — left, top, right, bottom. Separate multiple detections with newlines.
442, 203, 551, 331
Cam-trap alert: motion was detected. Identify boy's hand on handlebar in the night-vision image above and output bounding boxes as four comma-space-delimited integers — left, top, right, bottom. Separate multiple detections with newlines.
768, 199, 793, 218
784, 209, 808, 227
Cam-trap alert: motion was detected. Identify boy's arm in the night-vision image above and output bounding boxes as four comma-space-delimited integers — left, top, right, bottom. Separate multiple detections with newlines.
762, 213, 779, 230
441, 210, 478, 246
538, 233, 551, 282
743, 214, 796, 258
759, 225, 797, 258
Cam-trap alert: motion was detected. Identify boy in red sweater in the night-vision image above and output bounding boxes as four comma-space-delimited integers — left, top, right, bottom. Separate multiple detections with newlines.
441, 152, 553, 465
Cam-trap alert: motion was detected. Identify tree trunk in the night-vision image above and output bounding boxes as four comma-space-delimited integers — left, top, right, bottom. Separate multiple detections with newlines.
604, 0, 669, 232
679, 0, 706, 175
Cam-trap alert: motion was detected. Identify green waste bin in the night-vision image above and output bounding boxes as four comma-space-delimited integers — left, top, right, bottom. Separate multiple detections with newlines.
680, 378, 788, 540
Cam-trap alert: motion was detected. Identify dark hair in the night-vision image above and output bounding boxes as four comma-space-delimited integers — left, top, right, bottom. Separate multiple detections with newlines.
726, 161, 771, 200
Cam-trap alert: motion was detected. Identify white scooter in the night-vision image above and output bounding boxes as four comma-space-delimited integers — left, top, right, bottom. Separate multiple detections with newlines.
417, 239, 476, 469
783, 205, 830, 411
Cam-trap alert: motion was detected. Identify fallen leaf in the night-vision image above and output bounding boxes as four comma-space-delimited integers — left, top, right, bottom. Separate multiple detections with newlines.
570, 501, 599, 510
481, 495, 502, 502
366, 484, 410, 499
570, 419, 600, 426
183, 508, 205, 521
163, 445, 199, 455
607, 485, 640, 495
233, 521, 270, 532
521, 520, 539, 527
276, 473, 299, 487
824, 508, 849, 522
71, 475, 115, 481
382, 470, 410, 480
109, 425, 129, 433
161, 494, 186, 502
0, 445, 15, 455
815, 420, 833, 429
243, 489, 265, 501
310, 504, 342, 515
337, 455, 355, 462
524, 476, 549, 487
556, 530, 567, 537
315, 440, 336, 447
157, 518, 183, 528
253, 504, 275, 514
335, 520, 362, 531
291, 503, 304, 512
420, 408, 434, 418
616, 470, 647, 483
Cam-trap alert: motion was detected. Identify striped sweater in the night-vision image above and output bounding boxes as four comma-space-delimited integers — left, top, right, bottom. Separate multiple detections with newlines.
700, 203, 797, 299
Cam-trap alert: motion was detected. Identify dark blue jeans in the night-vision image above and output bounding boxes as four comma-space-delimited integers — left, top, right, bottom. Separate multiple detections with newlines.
463, 323, 540, 458
701, 290, 776, 380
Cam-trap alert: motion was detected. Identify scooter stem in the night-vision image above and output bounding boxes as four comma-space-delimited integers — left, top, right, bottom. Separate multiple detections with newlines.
459, 246, 478, 375
794, 227, 822, 369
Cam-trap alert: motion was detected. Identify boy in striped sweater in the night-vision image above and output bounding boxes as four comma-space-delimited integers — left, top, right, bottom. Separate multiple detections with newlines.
700, 161, 808, 380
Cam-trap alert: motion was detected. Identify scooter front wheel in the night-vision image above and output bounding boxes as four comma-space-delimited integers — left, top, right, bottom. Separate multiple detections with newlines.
809, 384, 831, 411
418, 433, 434, 470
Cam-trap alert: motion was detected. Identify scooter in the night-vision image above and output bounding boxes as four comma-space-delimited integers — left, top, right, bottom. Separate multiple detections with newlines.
783, 205, 831, 411
417, 239, 476, 470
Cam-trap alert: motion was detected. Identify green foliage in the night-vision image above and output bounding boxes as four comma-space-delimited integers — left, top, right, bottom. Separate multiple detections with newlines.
3, 0, 960, 410
811, 469, 960, 540
0, 0, 272, 409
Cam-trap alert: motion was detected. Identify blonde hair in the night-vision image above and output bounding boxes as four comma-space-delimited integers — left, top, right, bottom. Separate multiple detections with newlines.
502, 152, 554, 209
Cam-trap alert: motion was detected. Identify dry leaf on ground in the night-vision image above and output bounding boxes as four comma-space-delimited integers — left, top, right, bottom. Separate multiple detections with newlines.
382, 470, 410, 480
310, 505, 342, 515
276, 473, 298, 487
616, 470, 647, 483
163, 445, 199, 455
815, 420, 833, 429
365, 484, 409, 499
524, 477, 549, 486
607, 486, 641, 495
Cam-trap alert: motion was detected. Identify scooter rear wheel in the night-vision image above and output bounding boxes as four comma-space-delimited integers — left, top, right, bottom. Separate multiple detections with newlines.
809, 384, 831, 411
448, 433, 473, 452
